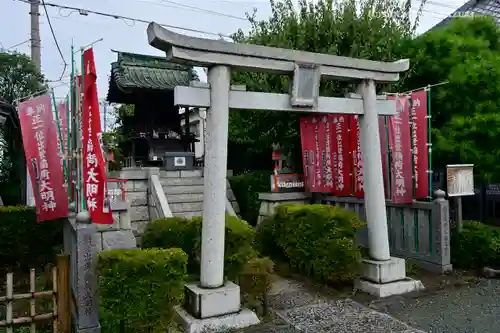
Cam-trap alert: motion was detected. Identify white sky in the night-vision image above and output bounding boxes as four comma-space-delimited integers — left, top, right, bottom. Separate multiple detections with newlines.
1, 0, 466, 114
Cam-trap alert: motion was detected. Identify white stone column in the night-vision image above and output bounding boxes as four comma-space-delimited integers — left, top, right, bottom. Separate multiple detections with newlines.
200, 65, 231, 288
358, 80, 391, 261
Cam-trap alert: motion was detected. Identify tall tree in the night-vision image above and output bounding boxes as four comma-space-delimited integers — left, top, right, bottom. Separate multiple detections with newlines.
403, 16, 500, 181
228, 0, 414, 171
0, 52, 44, 204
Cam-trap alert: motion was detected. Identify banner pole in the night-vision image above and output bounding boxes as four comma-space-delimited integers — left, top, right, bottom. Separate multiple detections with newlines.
69, 44, 75, 207
51, 91, 68, 182
65, 93, 71, 201
427, 85, 432, 199
384, 114, 391, 200
408, 94, 416, 199
80, 48, 87, 211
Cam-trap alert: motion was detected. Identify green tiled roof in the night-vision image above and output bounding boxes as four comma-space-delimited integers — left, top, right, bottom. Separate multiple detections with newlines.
107, 50, 191, 102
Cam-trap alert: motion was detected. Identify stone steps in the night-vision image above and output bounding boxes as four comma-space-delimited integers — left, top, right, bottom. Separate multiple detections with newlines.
160, 175, 240, 219
172, 211, 203, 219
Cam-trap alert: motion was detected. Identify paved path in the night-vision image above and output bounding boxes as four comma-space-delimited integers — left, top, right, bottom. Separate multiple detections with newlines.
366, 279, 500, 333
243, 276, 425, 333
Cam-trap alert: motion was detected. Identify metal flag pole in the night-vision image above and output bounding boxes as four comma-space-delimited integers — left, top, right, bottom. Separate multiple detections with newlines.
79, 47, 87, 211
70, 43, 77, 208
408, 94, 416, 199
426, 85, 433, 199
66, 93, 71, 201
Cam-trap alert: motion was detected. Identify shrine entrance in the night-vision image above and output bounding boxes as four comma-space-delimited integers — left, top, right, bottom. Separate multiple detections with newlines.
146, 21, 423, 332
106, 51, 199, 168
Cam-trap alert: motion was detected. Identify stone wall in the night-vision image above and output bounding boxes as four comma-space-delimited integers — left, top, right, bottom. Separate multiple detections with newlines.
94, 201, 137, 251
108, 168, 154, 241
257, 192, 310, 224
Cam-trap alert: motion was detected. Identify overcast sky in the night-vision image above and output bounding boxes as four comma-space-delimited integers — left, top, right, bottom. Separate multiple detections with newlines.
2, 0, 465, 105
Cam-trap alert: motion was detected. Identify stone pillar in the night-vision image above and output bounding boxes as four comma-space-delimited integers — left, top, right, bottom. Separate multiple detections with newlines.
358, 80, 391, 261
356, 81, 424, 298
73, 211, 101, 333
177, 66, 260, 332
200, 65, 231, 288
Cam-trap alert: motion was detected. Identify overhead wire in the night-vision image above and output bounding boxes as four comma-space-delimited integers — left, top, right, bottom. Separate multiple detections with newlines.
160, 0, 247, 20
16, 0, 233, 38
41, 0, 67, 81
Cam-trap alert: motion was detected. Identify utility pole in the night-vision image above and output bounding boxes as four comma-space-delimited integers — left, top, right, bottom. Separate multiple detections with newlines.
30, 0, 41, 69
24, 0, 41, 206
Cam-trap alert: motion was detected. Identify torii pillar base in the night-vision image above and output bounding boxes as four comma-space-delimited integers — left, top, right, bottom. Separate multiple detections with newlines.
175, 282, 260, 333
356, 257, 425, 298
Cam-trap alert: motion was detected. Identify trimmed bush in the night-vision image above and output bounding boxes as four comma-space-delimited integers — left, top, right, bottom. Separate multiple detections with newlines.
141, 214, 257, 280
229, 171, 271, 225
238, 257, 274, 316
451, 221, 500, 269
256, 204, 365, 284
0, 206, 63, 271
97, 248, 188, 333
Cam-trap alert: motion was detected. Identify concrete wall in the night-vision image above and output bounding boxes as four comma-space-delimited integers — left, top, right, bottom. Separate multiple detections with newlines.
108, 168, 155, 241
257, 192, 309, 224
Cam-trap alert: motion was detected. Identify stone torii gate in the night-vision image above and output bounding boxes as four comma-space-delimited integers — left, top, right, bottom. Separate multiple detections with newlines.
147, 22, 423, 332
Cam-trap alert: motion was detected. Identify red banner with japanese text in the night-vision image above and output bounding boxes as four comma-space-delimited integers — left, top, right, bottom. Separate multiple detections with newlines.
82, 48, 113, 224
321, 116, 335, 192
18, 94, 68, 222
56, 101, 68, 156
349, 115, 364, 197
388, 95, 413, 204
300, 117, 314, 190
379, 116, 390, 198
331, 115, 352, 196
311, 116, 325, 192
411, 90, 429, 199
317, 116, 331, 192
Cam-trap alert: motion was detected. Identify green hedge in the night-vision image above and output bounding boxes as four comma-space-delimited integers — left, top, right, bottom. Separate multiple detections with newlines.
141, 214, 257, 280
451, 221, 500, 269
97, 248, 188, 333
229, 171, 271, 225
0, 206, 63, 271
256, 204, 365, 284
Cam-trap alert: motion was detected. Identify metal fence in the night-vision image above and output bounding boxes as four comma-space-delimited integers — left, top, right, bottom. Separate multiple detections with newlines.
322, 190, 452, 273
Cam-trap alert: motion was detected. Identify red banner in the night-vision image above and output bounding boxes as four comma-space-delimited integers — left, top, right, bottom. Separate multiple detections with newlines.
379, 116, 390, 198
300, 117, 313, 190
312, 116, 325, 192
411, 90, 430, 199
331, 115, 352, 196
388, 95, 414, 204
82, 48, 113, 224
349, 115, 364, 197
56, 101, 68, 156
322, 116, 335, 191
18, 95, 68, 222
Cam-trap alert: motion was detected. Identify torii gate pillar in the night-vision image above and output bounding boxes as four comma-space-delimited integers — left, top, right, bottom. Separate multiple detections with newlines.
147, 22, 424, 333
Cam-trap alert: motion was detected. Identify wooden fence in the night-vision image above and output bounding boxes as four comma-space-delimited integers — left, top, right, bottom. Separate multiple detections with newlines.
0, 254, 71, 333
322, 191, 452, 273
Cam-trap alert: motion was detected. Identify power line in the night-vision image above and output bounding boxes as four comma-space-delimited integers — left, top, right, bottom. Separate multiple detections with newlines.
41, 0, 67, 81
16, 0, 233, 38
132, 0, 248, 21
2, 39, 31, 50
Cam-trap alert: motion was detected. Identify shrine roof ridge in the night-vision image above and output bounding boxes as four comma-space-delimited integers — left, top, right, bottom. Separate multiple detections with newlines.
147, 22, 409, 77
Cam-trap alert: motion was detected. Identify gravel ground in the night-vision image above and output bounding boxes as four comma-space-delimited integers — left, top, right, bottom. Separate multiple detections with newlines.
242, 276, 425, 333
381, 279, 500, 333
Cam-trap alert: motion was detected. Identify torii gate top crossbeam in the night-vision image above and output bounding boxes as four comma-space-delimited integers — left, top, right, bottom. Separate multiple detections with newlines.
147, 22, 409, 83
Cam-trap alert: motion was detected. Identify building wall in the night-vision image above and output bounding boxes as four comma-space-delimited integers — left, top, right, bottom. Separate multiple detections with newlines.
180, 108, 205, 159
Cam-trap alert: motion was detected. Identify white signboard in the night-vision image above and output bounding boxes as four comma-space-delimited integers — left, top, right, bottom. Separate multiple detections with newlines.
446, 164, 474, 197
